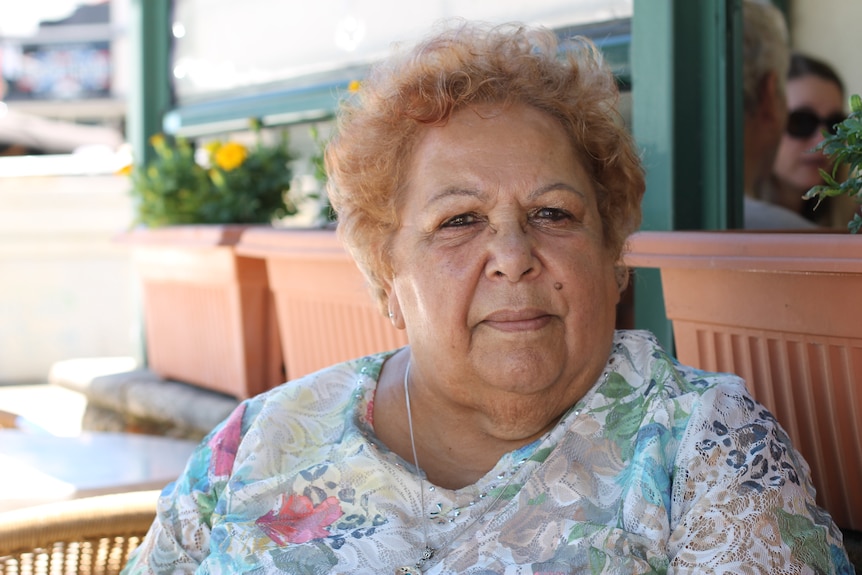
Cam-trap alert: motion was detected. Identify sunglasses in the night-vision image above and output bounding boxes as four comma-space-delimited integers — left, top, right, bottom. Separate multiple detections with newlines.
786, 108, 845, 139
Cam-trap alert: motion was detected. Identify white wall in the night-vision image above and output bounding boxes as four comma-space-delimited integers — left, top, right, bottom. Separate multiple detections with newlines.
0, 163, 141, 383
789, 0, 862, 103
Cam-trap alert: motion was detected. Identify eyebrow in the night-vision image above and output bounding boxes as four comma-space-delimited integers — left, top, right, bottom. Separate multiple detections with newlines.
425, 181, 586, 208
530, 182, 586, 201
425, 186, 483, 208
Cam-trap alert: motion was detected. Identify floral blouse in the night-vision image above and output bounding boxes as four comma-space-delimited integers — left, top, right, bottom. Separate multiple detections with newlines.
121, 330, 852, 574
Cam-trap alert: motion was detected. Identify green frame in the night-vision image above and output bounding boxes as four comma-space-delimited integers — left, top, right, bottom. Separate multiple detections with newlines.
127, 0, 171, 167
630, 0, 743, 349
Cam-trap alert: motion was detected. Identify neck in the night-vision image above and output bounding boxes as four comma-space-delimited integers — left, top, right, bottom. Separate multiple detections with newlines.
765, 175, 805, 213
373, 350, 571, 490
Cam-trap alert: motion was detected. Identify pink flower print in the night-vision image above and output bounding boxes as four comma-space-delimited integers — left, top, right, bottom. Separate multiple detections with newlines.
207, 403, 246, 476
365, 397, 375, 427
257, 494, 344, 544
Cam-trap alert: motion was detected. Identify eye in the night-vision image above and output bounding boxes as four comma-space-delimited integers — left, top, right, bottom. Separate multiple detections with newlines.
532, 207, 573, 222
441, 212, 482, 228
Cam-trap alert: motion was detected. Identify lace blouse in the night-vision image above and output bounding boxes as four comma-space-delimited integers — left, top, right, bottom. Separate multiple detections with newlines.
121, 330, 852, 574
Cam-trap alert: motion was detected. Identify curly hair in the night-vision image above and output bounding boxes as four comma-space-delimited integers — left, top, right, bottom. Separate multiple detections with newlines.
326, 20, 644, 313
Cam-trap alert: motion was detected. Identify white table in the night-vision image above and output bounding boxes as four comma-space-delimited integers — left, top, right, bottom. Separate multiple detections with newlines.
0, 429, 198, 512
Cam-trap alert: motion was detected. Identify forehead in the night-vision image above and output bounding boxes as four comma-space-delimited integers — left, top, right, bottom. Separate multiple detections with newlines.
406, 103, 583, 183
417, 102, 568, 145
787, 75, 844, 109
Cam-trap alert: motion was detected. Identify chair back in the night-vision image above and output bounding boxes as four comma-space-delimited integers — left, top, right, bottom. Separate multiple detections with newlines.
0, 490, 159, 575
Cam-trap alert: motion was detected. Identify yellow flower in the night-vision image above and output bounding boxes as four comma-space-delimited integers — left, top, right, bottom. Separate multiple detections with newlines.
214, 141, 248, 171
348, 80, 361, 93
149, 134, 166, 149
116, 163, 133, 176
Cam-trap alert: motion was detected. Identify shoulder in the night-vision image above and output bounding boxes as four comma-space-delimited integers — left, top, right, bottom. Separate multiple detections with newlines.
606, 330, 781, 447
743, 196, 820, 230
580, 330, 749, 465
593, 330, 778, 467
603, 329, 747, 403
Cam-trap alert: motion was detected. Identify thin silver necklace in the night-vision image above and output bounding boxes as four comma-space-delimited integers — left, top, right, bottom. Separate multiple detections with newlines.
396, 360, 524, 575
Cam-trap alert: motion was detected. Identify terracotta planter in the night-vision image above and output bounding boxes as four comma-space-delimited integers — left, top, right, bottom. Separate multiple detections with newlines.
117, 225, 283, 399
625, 230, 862, 530
236, 228, 408, 381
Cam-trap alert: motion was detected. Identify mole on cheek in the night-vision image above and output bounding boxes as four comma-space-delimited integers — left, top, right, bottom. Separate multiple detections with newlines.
554, 282, 563, 290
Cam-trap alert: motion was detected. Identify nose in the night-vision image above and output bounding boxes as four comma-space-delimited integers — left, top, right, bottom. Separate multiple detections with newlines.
485, 220, 538, 282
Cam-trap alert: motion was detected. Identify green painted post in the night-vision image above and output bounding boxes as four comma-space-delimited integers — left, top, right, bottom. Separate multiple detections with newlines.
126, 0, 171, 367
630, 0, 743, 350
127, 0, 171, 167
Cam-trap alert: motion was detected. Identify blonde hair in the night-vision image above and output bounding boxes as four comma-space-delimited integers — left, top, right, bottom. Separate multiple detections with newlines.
326, 20, 645, 313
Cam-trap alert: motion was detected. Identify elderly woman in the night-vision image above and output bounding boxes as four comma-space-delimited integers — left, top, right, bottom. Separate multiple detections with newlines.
122, 22, 851, 574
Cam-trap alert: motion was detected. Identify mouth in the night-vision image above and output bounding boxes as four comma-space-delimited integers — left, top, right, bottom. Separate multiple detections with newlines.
481, 309, 554, 332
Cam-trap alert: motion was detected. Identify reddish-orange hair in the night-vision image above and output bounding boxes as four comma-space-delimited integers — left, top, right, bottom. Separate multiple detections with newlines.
326, 20, 644, 312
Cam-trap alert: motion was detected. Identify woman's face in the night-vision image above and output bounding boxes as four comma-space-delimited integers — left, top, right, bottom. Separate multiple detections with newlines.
387, 103, 619, 413
773, 74, 844, 192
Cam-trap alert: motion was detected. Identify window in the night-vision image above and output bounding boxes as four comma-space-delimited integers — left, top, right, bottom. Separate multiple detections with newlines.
165, 0, 632, 135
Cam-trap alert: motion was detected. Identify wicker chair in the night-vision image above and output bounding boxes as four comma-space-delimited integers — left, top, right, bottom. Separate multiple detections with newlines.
0, 490, 159, 575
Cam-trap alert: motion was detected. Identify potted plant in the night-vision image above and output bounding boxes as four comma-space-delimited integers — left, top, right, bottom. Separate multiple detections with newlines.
117, 119, 298, 399
624, 97, 862, 530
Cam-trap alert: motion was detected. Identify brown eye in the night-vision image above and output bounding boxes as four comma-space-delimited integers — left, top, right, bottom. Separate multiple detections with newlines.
533, 207, 572, 222
442, 213, 480, 228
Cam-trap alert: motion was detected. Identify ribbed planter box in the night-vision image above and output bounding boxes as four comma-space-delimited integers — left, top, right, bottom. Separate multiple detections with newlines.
625, 231, 862, 530
236, 227, 408, 381
117, 225, 283, 399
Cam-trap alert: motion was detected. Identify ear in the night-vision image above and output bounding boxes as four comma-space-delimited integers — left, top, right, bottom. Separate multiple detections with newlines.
614, 265, 630, 294
610, 263, 629, 313
758, 71, 787, 127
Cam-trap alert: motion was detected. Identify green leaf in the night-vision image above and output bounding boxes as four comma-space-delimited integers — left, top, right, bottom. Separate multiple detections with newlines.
803, 94, 862, 229
127, 125, 298, 226
589, 547, 607, 574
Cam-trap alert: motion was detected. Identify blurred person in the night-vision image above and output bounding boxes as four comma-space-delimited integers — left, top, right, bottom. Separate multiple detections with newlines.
741, 1, 819, 229
767, 53, 850, 227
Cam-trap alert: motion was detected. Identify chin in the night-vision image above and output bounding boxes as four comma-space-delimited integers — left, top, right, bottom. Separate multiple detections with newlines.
474, 345, 568, 392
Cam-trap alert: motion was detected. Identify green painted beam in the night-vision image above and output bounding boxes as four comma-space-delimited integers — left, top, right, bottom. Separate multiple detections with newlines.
127, 0, 171, 166
630, 0, 743, 350
162, 78, 353, 138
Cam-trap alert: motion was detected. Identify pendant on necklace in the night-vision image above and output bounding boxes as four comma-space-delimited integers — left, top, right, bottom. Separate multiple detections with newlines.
395, 546, 435, 575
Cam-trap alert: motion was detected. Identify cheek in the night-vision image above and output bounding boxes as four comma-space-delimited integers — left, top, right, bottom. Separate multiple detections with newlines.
593, 265, 621, 312
394, 258, 472, 324
777, 138, 797, 157
775, 140, 805, 172
559, 253, 619, 313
